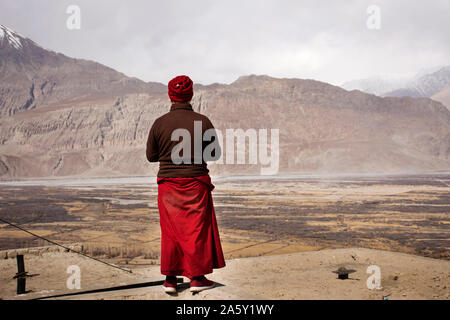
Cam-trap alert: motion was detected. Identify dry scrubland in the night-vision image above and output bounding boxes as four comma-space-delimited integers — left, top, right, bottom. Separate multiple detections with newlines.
0, 173, 449, 299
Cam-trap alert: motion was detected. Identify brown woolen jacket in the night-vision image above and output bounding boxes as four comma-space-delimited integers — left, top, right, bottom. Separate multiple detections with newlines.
146, 102, 220, 177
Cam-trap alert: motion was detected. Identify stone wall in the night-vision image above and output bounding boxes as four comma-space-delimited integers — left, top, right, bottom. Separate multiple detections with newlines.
0, 243, 83, 259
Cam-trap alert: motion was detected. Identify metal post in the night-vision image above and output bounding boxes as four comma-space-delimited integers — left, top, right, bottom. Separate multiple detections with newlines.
16, 255, 26, 294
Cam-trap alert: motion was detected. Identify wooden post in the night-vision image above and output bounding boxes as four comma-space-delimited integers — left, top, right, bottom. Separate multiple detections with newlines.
16, 254, 26, 294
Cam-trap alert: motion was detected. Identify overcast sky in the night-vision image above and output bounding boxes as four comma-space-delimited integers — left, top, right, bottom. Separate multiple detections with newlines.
1, 0, 449, 86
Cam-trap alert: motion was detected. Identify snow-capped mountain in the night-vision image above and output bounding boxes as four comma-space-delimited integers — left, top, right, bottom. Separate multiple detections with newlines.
0, 24, 25, 49
341, 74, 411, 96
342, 66, 450, 98
385, 66, 450, 98
0, 24, 165, 116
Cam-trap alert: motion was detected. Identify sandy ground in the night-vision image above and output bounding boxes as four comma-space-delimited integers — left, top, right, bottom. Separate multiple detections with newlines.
1, 248, 448, 300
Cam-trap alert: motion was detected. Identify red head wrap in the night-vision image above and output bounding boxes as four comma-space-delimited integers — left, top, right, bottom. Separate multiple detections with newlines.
168, 75, 193, 102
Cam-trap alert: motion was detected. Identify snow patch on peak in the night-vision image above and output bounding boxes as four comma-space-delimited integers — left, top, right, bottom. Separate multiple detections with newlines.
0, 24, 24, 49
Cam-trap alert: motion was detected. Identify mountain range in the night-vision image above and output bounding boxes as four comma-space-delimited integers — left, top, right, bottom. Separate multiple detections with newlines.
0, 24, 165, 117
0, 24, 449, 179
432, 86, 450, 110
342, 66, 450, 108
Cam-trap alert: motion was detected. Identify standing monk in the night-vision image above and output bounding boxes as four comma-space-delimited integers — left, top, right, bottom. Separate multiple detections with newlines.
146, 75, 226, 294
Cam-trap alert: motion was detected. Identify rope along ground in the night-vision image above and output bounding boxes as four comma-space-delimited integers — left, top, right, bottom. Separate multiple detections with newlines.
0, 217, 133, 274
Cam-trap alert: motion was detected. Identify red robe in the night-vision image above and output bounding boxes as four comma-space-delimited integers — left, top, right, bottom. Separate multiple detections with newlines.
157, 174, 226, 278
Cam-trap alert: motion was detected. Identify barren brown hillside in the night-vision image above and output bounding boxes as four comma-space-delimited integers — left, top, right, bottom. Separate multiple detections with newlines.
0, 26, 449, 179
